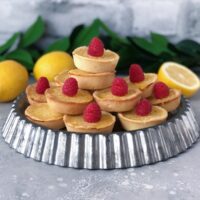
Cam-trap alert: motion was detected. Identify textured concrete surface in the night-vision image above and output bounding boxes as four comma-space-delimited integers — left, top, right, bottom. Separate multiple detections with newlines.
1, 0, 200, 45
0, 88, 200, 199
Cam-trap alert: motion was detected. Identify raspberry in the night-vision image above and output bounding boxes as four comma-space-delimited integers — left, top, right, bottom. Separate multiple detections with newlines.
87, 37, 104, 57
153, 82, 169, 99
62, 78, 78, 96
111, 77, 128, 96
83, 102, 102, 123
136, 99, 152, 116
36, 77, 50, 94
129, 64, 145, 83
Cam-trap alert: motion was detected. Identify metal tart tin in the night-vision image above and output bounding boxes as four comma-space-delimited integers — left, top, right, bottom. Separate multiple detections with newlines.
2, 93, 200, 169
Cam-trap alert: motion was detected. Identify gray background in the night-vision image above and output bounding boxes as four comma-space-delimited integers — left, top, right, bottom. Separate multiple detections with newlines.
1, 0, 200, 45
0, 90, 200, 200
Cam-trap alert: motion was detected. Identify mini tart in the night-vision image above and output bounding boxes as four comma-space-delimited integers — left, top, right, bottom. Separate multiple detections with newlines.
118, 106, 168, 131
148, 89, 181, 112
25, 82, 56, 105
72, 46, 119, 73
93, 88, 141, 112
54, 70, 69, 86
25, 103, 65, 129
45, 87, 93, 115
68, 68, 115, 90
124, 73, 157, 98
63, 111, 116, 133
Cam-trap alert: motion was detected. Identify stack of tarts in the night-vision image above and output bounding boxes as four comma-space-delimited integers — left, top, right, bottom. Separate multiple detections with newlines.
25, 37, 181, 133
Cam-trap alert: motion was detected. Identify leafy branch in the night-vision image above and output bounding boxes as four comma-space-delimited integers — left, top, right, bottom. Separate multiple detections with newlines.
0, 16, 199, 73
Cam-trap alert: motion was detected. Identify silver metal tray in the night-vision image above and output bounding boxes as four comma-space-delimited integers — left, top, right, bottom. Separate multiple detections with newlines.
1, 93, 200, 169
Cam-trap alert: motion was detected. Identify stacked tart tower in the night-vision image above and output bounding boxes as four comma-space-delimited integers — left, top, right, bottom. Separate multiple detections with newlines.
25, 37, 181, 133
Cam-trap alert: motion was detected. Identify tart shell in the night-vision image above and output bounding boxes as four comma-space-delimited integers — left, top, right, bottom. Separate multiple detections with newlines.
68, 69, 115, 90
72, 47, 119, 73
26, 116, 65, 130
118, 106, 168, 131
45, 88, 93, 115
93, 88, 142, 112
149, 89, 181, 112
63, 112, 116, 134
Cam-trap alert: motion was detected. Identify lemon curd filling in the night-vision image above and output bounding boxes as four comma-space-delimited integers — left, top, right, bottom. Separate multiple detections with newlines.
55, 70, 69, 83
47, 87, 93, 103
26, 103, 63, 121
126, 73, 157, 90
123, 106, 167, 122
27, 84, 46, 102
149, 89, 180, 104
96, 88, 140, 100
74, 47, 118, 61
66, 112, 114, 129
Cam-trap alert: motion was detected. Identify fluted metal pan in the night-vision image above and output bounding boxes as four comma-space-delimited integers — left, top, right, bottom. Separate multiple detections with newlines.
1, 93, 200, 169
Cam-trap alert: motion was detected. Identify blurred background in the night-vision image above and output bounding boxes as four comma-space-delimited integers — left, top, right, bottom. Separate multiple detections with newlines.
1, 0, 200, 46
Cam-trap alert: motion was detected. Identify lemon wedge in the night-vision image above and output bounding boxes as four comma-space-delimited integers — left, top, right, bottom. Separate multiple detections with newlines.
158, 62, 200, 97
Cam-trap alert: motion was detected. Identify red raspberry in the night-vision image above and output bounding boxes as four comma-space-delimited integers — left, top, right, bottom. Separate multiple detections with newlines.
83, 102, 102, 123
129, 64, 145, 83
62, 78, 78, 96
36, 77, 50, 94
153, 82, 169, 99
111, 77, 128, 96
87, 37, 104, 57
136, 99, 152, 116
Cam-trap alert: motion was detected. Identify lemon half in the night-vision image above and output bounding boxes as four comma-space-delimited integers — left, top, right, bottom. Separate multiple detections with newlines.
158, 62, 200, 97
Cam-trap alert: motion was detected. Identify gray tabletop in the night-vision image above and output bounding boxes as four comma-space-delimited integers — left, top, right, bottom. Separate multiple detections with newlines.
0, 90, 200, 200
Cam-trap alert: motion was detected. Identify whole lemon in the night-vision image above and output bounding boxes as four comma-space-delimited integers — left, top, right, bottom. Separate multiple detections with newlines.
33, 51, 75, 81
0, 60, 29, 102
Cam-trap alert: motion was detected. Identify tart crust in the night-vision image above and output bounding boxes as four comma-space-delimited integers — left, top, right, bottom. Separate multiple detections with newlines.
26, 82, 57, 105
118, 106, 168, 131
72, 46, 119, 73
63, 111, 116, 133
68, 69, 115, 90
45, 87, 93, 115
124, 73, 157, 98
93, 88, 142, 112
26, 83, 47, 104
25, 103, 65, 129
149, 89, 181, 112
54, 70, 69, 86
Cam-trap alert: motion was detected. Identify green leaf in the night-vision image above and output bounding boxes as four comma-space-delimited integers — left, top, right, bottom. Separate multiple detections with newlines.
5, 49, 34, 71
71, 19, 101, 49
19, 16, 45, 48
175, 40, 200, 56
46, 37, 70, 52
151, 33, 175, 56
27, 48, 41, 61
132, 37, 156, 55
0, 32, 20, 54
131, 33, 175, 56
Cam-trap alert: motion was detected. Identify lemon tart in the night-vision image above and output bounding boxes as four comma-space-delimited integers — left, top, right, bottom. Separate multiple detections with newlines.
72, 46, 119, 73
45, 82, 93, 115
68, 68, 115, 90
118, 105, 168, 131
63, 102, 116, 133
63, 111, 115, 133
25, 103, 65, 129
25, 77, 56, 105
93, 78, 141, 112
125, 73, 157, 98
149, 88, 181, 112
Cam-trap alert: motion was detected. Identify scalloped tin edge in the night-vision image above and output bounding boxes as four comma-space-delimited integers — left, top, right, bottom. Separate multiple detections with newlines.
1, 94, 200, 169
